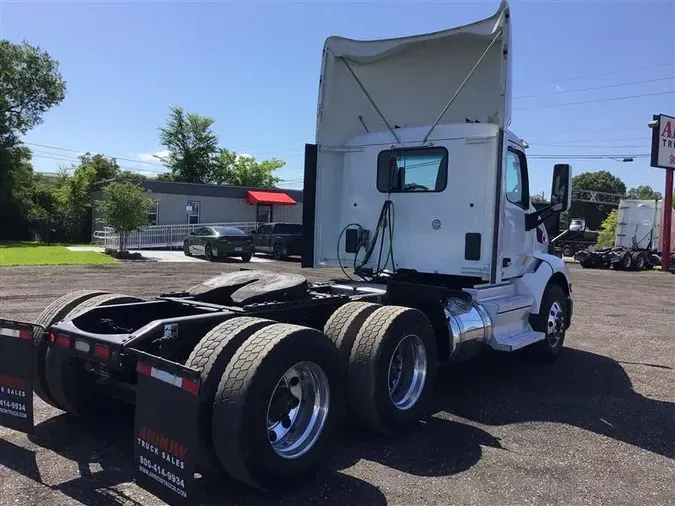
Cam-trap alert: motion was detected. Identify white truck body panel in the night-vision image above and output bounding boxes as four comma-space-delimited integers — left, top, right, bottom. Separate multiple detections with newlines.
312, 1, 514, 280
314, 123, 501, 278
616, 199, 675, 253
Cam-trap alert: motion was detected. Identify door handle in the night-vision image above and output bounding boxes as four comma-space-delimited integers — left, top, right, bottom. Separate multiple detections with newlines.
503, 257, 512, 267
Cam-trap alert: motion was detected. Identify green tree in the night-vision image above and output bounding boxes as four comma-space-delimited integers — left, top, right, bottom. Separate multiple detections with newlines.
0, 40, 66, 239
0, 40, 66, 144
63, 153, 120, 242
119, 170, 150, 180
569, 170, 626, 230
597, 208, 618, 246
96, 181, 153, 252
530, 193, 548, 204
0, 144, 35, 239
213, 149, 284, 187
158, 106, 218, 183
28, 173, 70, 243
626, 185, 662, 200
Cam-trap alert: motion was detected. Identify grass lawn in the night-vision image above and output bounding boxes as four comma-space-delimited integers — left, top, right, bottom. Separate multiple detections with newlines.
0, 242, 117, 266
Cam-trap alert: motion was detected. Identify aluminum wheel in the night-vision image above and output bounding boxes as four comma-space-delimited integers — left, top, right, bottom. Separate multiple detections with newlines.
387, 334, 428, 411
547, 301, 565, 347
266, 361, 330, 460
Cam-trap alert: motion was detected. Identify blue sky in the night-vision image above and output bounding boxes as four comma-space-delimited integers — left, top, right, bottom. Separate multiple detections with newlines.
2, 0, 674, 195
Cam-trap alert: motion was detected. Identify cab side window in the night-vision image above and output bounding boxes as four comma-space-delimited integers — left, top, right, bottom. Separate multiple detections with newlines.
505, 149, 530, 209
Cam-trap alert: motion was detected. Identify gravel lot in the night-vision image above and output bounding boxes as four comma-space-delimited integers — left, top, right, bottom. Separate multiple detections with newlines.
0, 261, 673, 506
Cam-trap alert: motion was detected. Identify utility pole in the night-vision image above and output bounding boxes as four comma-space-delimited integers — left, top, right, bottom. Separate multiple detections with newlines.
648, 114, 674, 272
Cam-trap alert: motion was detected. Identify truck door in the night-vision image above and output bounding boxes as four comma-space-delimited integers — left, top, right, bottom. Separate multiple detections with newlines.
255, 224, 272, 253
501, 145, 535, 279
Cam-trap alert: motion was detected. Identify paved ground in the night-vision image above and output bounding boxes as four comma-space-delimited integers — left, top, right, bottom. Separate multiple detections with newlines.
66, 247, 276, 264
0, 261, 673, 506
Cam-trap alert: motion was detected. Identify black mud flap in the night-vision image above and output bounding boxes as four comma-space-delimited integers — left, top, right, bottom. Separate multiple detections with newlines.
132, 350, 201, 506
0, 319, 40, 434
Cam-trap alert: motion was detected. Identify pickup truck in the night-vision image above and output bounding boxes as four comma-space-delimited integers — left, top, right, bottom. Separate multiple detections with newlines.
252, 222, 303, 260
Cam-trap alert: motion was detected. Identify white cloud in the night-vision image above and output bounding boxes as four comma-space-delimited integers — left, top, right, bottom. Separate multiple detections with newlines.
136, 150, 170, 163
555, 85, 563, 93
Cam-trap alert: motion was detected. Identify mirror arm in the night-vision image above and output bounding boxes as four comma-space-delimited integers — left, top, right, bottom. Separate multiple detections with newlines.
525, 203, 555, 231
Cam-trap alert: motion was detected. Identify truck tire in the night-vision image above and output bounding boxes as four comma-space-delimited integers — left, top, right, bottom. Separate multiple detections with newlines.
323, 301, 381, 373
617, 251, 633, 270
211, 323, 341, 491
44, 293, 144, 415
184, 316, 276, 471
346, 305, 438, 436
528, 284, 567, 361
562, 245, 574, 258
33, 290, 108, 408
632, 251, 646, 270
273, 243, 287, 261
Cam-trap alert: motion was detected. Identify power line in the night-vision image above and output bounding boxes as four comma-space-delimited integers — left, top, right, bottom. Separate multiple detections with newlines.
527, 153, 650, 159
30, 153, 168, 174
529, 136, 650, 144
532, 144, 649, 149
514, 91, 674, 111
541, 62, 674, 84
25, 142, 167, 167
25, 141, 305, 168
525, 127, 657, 140
514, 76, 674, 99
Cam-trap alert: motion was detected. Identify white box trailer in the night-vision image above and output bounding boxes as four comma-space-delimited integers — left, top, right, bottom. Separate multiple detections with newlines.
616, 199, 675, 254
576, 199, 675, 270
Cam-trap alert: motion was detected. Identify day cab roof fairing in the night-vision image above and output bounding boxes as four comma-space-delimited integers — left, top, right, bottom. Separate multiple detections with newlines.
315, 0, 512, 147
310, 1, 513, 275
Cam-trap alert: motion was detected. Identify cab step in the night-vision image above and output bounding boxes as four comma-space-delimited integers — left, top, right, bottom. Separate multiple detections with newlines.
489, 329, 545, 352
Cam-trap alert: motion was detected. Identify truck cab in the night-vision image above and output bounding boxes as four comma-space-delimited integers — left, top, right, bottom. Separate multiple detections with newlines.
252, 222, 303, 260
303, 0, 572, 355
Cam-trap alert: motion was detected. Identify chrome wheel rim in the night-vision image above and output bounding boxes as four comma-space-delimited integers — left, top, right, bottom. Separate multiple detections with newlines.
266, 361, 330, 459
387, 334, 428, 410
547, 301, 565, 347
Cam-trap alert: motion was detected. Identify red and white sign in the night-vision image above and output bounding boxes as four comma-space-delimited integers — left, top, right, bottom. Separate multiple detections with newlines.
651, 114, 675, 170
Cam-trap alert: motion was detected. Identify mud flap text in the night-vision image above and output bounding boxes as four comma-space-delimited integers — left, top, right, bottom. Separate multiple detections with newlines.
133, 350, 200, 506
0, 320, 37, 434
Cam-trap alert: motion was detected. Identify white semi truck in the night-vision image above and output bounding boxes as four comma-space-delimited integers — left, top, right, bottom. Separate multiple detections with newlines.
576, 199, 675, 270
0, 2, 574, 504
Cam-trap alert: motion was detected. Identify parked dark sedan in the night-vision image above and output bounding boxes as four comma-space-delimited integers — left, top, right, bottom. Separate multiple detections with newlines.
183, 226, 254, 262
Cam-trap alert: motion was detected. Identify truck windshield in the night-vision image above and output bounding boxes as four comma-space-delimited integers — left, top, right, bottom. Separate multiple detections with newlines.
376, 147, 448, 193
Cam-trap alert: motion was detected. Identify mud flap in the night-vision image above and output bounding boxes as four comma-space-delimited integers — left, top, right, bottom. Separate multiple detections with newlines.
0, 319, 40, 434
132, 350, 201, 506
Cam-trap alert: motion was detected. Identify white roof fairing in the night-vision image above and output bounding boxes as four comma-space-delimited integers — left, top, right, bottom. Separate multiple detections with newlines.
316, 0, 512, 146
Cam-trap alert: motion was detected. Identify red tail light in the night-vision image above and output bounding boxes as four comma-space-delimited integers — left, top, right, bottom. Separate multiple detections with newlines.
93, 345, 110, 359
56, 335, 71, 348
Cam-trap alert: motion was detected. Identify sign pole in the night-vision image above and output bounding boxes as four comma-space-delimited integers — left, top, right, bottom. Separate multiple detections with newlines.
662, 168, 673, 271
649, 113, 674, 272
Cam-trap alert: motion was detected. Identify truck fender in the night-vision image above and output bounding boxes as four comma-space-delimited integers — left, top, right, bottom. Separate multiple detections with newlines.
513, 259, 553, 314
514, 252, 572, 314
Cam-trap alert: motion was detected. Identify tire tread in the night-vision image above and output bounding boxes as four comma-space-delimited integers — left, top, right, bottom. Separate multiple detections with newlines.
33, 290, 108, 408
213, 323, 336, 489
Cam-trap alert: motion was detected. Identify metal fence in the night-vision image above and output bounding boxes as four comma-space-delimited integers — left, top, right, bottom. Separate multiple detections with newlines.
102, 222, 262, 250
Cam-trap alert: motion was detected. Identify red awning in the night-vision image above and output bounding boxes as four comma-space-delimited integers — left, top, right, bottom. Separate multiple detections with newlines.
246, 191, 297, 205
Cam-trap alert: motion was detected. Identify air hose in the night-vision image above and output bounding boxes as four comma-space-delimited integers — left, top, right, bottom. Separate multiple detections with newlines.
336, 199, 396, 281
